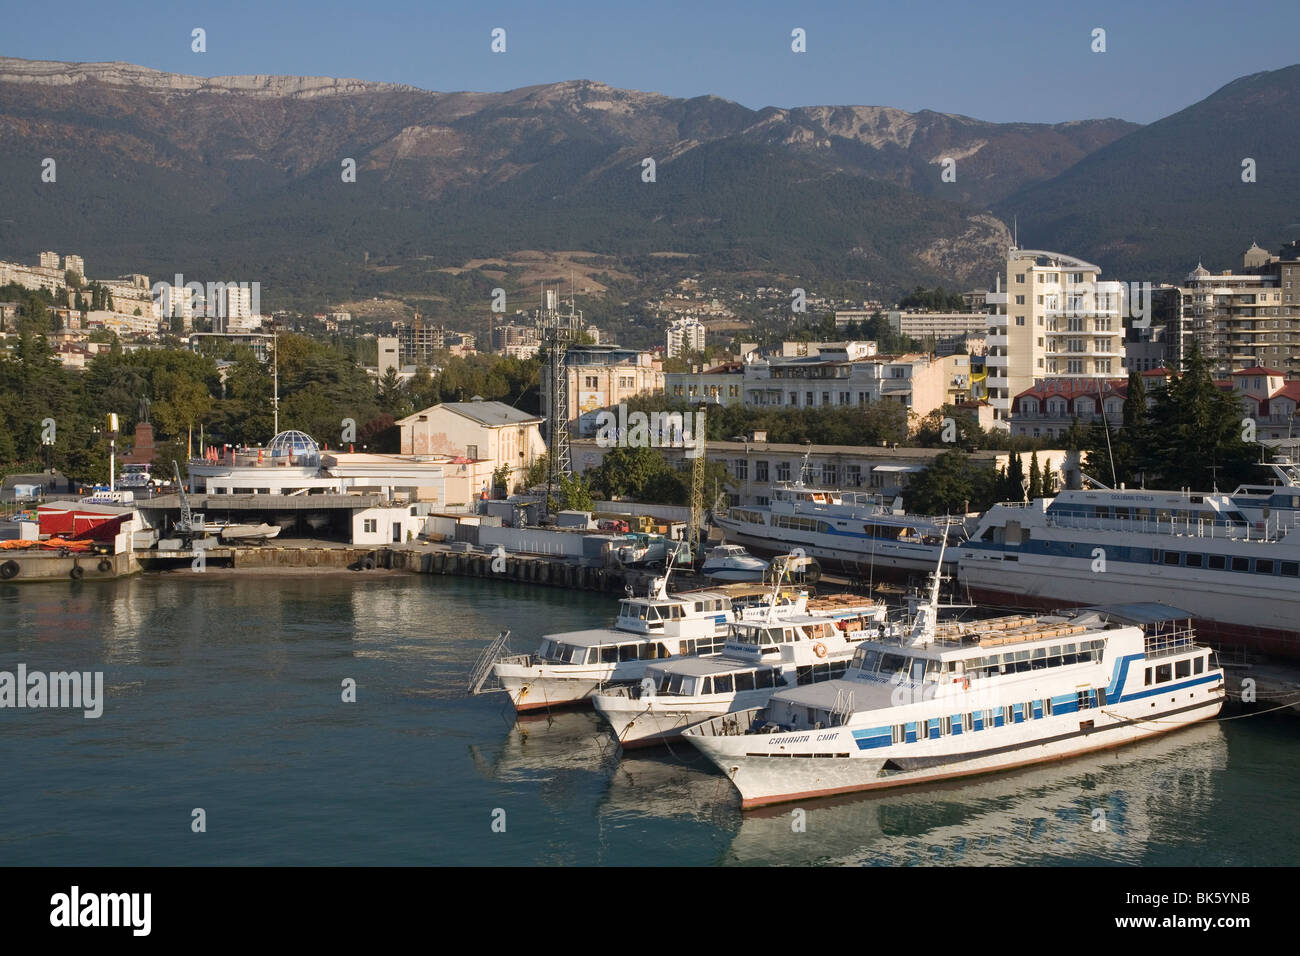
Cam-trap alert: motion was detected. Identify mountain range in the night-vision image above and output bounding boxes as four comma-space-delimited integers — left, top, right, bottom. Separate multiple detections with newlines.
0, 56, 1296, 310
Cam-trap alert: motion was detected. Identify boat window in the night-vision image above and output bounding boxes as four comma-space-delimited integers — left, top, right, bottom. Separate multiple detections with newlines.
601, 645, 620, 663
620, 644, 640, 662
1030, 647, 1047, 670
786, 628, 797, 642
647, 606, 663, 622
657, 643, 670, 658
539, 640, 555, 659
757, 669, 776, 689
668, 674, 685, 694
700, 678, 712, 695
714, 674, 734, 694
923, 659, 941, 680
587, 648, 602, 664
659, 676, 672, 693
1208, 555, 1227, 570
1175, 659, 1191, 679
861, 649, 882, 673
963, 713, 974, 732
1282, 562, 1300, 577
640, 643, 659, 660
734, 671, 755, 692
880, 654, 908, 677
1195, 657, 1205, 674
1185, 553, 1203, 568
1145, 667, 1152, 685
1164, 551, 1181, 565
681, 678, 697, 695
1255, 560, 1274, 575
1155, 663, 1172, 683
1231, 557, 1249, 572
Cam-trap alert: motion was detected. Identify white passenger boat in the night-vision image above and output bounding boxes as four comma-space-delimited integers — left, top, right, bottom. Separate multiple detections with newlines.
486, 563, 813, 713
684, 541, 1225, 808
700, 544, 769, 582
593, 599, 887, 748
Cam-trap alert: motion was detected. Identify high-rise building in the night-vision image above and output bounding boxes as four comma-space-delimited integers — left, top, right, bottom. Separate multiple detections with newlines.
666, 317, 705, 358
63, 255, 85, 278
985, 248, 1127, 425
38, 251, 60, 269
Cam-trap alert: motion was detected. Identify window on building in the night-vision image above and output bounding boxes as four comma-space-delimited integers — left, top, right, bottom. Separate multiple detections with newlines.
755, 460, 769, 482
735, 459, 748, 480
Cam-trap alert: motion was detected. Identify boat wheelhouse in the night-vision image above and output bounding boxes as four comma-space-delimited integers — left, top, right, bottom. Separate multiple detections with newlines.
684, 539, 1224, 808
592, 601, 887, 747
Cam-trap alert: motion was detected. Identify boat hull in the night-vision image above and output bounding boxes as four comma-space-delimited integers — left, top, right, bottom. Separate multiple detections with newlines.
494, 660, 644, 712
716, 520, 951, 580
687, 691, 1224, 809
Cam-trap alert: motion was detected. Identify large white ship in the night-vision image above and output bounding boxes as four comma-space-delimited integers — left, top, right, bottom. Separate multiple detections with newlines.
958, 483, 1300, 659
684, 545, 1224, 808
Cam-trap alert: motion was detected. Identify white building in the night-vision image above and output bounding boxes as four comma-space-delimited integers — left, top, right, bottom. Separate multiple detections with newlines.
985, 248, 1128, 426
666, 317, 706, 358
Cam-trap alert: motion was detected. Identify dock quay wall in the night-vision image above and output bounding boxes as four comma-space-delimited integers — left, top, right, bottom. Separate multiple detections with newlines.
379, 545, 644, 594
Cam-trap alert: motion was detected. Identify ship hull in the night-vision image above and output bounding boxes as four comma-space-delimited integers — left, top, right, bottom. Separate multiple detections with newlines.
716, 521, 950, 580
960, 557, 1300, 659
688, 694, 1223, 809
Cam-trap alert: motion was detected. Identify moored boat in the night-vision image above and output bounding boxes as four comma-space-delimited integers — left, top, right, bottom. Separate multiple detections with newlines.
593, 599, 887, 748
684, 541, 1225, 808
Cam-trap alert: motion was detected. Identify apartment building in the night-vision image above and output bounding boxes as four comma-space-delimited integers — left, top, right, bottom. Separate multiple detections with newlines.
1175, 242, 1300, 376
741, 347, 946, 417
541, 344, 665, 435
666, 317, 706, 358
665, 362, 745, 407
985, 248, 1127, 425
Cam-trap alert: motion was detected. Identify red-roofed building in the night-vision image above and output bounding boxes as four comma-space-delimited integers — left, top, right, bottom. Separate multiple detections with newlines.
1009, 378, 1129, 439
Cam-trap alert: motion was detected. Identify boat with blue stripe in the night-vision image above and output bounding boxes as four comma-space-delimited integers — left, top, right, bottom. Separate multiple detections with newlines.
684, 539, 1224, 808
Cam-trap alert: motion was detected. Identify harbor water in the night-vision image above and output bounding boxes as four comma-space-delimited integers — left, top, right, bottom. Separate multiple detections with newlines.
1, 571, 1296, 866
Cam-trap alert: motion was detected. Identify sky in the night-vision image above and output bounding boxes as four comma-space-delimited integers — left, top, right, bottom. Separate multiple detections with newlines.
2, 0, 1298, 124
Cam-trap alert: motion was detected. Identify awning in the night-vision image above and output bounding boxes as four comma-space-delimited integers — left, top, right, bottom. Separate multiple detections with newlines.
870, 464, 924, 474
1080, 602, 1194, 624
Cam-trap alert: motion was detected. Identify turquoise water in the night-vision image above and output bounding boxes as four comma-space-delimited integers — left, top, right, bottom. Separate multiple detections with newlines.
0, 571, 1295, 866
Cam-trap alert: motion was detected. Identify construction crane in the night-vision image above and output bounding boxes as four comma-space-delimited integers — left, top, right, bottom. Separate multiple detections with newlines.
171, 460, 206, 542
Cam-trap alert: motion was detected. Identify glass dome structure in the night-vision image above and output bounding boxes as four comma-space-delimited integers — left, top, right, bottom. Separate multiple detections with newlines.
266, 430, 320, 467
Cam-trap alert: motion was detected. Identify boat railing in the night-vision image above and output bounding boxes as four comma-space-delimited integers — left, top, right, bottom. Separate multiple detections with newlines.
690, 706, 765, 737
1043, 511, 1299, 542
1143, 628, 1197, 660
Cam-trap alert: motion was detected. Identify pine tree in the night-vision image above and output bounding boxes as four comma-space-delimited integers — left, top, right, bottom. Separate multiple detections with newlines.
1028, 451, 1043, 499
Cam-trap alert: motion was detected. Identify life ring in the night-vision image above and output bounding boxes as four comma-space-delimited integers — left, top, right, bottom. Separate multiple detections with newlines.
98, 558, 113, 573
813, 642, 828, 659
69, 565, 84, 580
0, 560, 18, 579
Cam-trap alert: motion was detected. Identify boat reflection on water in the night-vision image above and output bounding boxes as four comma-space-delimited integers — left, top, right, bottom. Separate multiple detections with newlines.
721, 721, 1228, 866
594, 721, 1227, 864
469, 709, 621, 809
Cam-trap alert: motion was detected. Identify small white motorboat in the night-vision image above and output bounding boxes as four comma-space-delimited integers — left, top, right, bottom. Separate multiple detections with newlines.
701, 544, 768, 582
220, 523, 282, 543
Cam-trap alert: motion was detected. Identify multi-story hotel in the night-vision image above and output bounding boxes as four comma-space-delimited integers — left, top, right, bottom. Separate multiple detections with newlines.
985, 248, 1127, 426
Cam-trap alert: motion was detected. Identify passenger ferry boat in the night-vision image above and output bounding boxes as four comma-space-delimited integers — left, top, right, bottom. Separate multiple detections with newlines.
714, 481, 966, 580
592, 597, 887, 748
486, 570, 813, 713
684, 542, 1224, 808
958, 485, 1300, 659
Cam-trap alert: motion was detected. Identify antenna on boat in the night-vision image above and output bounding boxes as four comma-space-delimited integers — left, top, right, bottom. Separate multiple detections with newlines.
908, 527, 947, 647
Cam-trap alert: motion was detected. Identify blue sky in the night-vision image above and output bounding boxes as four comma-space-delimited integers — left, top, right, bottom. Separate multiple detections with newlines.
3, 0, 1297, 124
